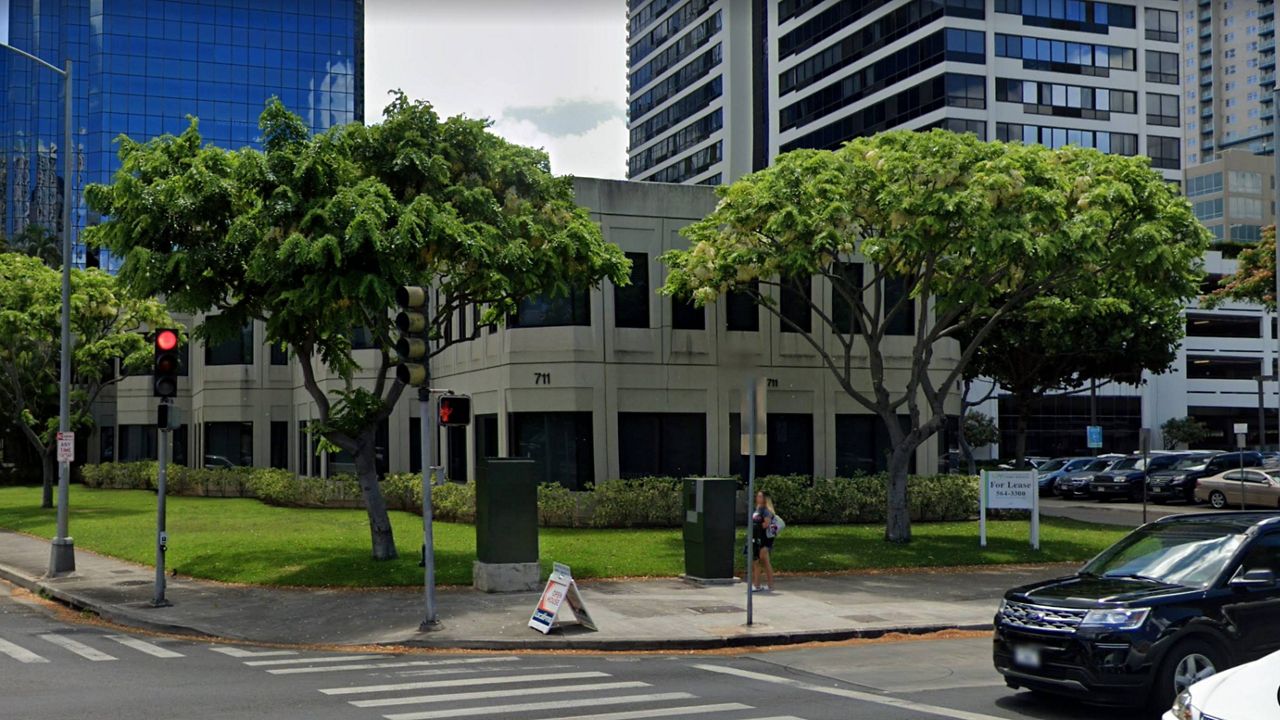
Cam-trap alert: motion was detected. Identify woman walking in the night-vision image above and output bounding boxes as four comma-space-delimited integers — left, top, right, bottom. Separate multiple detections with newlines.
751, 490, 776, 592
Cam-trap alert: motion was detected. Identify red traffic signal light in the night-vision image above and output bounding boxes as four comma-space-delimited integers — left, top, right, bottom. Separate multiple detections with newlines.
153, 328, 182, 398
438, 395, 471, 427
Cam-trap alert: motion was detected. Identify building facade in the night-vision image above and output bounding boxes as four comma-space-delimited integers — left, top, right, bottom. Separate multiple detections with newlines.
0, 0, 363, 270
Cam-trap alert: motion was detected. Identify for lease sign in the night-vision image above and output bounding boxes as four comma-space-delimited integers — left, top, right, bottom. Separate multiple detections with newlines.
985, 471, 1035, 510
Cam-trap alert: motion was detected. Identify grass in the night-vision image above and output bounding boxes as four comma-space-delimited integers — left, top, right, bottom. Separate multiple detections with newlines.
0, 486, 1126, 587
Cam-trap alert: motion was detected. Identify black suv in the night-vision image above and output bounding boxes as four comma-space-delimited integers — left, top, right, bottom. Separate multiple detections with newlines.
993, 512, 1280, 709
1147, 451, 1263, 504
1088, 453, 1193, 502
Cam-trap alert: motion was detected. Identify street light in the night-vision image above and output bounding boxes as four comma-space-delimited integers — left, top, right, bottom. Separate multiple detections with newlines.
1, 41, 76, 574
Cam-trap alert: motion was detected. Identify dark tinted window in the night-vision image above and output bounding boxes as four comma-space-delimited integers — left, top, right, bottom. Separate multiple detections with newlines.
884, 276, 915, 335
614, 252, 650, 329
510, 412, 595, 490
512, 289, 591, 328
831, 262, 863, 335
672, 296, 705, 330
205, 322, 253, 366
270, 421, 288, 470
780, 276, 812, 333
618, 413, 707, 478
729, 413, 814, 477
835, 414, 914, 475
726, 282, 759, 331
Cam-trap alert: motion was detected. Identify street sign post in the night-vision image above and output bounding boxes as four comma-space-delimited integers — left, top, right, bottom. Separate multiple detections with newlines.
1235, 423, 1248, 510
1086, 425, 1103, 450
1140, 427, 1151, 524
55, 432, 74, 463
980, 470, 1039, 550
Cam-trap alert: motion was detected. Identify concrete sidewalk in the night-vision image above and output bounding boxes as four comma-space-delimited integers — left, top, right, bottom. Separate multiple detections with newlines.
0, 529, 1073, 651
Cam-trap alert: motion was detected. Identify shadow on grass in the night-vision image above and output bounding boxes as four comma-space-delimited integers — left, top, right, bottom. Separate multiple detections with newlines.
0, 503, 151, 529
171, 546, 479, 588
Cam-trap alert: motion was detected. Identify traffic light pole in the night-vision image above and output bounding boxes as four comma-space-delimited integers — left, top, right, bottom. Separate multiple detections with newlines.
419, 386, 439, 630
152, 398, 171, 607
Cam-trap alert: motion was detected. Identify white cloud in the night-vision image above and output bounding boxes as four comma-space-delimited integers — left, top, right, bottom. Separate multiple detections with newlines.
364, 0, 627, 179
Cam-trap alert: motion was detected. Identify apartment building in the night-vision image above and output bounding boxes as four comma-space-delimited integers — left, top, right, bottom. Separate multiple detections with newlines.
1182, 0, 1275, 162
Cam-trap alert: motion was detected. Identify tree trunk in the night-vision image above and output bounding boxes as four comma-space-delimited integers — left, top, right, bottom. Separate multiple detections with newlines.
41, 451, 55, 509
958, 415, 976, 476
352, 433, 398, 561
1013, 395, 1031, 470
884, 445, 913, 544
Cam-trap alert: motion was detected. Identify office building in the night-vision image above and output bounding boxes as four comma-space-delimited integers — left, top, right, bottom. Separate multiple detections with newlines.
0, 0, 363, 270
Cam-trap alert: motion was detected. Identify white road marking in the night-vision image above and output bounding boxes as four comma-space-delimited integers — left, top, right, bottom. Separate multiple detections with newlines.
322, 670, 609, 695
551, 704, 753, 720
106, 635, 185, 658
694, 664, 1011, 720
352, 680, 649, 708
269, 655, 518, 675
0, 638, 49, 663
209, 646, 298, 658
382, 692, 697, 720
392, 663, 572, 678
244, 654, 381, 666
39, 634, 116, 661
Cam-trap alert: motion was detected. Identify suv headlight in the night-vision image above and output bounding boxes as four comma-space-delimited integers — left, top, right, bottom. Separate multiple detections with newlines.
1171, 689, 1196, 720
1080, 607, 1149, 630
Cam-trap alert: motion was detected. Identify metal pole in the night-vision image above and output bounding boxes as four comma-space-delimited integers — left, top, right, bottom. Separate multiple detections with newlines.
420, 386, 438, 629
1240, 448, 1246, 511
50, 58, 76, 575
1141, 431, 1149, 526
1258, 375, 1267, 453
745, 379, 756, 627
153, 408, 170, 607
1273, 82, 1280, 456
1089, 380, 1098, 457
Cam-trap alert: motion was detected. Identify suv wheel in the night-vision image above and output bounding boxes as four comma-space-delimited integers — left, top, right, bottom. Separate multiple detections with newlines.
1209, 490, 1228, 509
1152, 638, 1225, 710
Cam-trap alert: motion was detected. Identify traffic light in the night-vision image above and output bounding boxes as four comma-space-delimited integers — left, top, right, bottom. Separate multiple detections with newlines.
395, 285, 429, 386
152, 328, 181, 398
438, 394, 471, 427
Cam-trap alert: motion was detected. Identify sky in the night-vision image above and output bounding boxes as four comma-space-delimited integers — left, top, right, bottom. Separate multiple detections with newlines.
365, 0, 628, 180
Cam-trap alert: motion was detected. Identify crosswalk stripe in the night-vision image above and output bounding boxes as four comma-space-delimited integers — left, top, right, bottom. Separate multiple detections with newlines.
694, 664, 1009, 720
322, 670, 609, 695
106, 635, 185, 658
210, 646, 298, 658
382, 692, 697, 720
0, 638, 49, 664
352, 680, 649, 708
244, 654, 380, 667
504, 702, 751, 720
393, 663, 574, 678
269, 655, 519, 676
39, 634, 116, 661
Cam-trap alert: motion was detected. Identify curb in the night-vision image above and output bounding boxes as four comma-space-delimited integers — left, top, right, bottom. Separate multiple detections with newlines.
0, 562, 994, 653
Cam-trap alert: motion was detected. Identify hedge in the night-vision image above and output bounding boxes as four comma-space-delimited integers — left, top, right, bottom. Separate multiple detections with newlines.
78, 463, 979, 528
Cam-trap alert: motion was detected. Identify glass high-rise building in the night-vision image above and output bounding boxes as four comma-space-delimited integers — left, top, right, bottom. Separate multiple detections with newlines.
0, 0, 364, 270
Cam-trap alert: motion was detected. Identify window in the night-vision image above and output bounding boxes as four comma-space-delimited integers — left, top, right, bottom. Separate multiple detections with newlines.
1147, 136, 1180, 170
298, 420, 310, 476
474, 414, 499, 472
269, 342, 288, 365
512, 289, 591, 328
614, 252, 650, 329
884, 276, 915, 336
270, 421, 288, 470
99, 426, 115, 463
728, 413, 814, 478
726, 281, 759, 331
1146, 93, 1179, 127
618, 413, 707, 478
119, 425, 157, 462
446, 426, 466, 482
1230, 196, 1263, 220
351, 326, 377, 350
1145, 8, 1177, 42
204, 421, 253, 467
409, 417, 422, 474
1187, 173, 1223, 197
205, 322, 254, 366
1194, 198, 1225, 221
672, 296, 705, 330
1231, 225, 1263, 242
1186, 355, 1262, 380
996, 123, 1138, 155
994, 33, 1135, 75
1185, 313, 1261, 339
1146, 50, 1179, 84
780, 276, 812, 333
831, 262, 863, 335
1229, 171, 1263, 194
996, 78, 1135, 119
172, 425, 188, 467
510, 412, 594, 490
1238, 533, 1280, 576
944, 73, 985, 109
836, 414, 915, 475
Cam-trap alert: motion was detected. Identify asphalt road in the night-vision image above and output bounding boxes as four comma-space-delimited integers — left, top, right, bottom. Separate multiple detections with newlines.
1, 580, 1171, 720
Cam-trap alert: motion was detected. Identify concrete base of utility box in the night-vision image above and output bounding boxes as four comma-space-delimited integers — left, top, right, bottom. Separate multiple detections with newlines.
680, 574, 741, 587
472, 561, 542, 593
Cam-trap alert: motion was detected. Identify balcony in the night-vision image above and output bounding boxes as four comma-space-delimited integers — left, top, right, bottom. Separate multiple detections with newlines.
1202, 123, 1215, 135
1263, 54, 1277, 70
1263, 38, 1277, 52
1263, 21, 1276, 37
1201, 74, 1214, 86
1262, 72, 1277, 86
1202, 105, 1214, 117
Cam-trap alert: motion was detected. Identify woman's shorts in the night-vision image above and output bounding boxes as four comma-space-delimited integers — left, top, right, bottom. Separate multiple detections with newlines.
752, 536, 775, 560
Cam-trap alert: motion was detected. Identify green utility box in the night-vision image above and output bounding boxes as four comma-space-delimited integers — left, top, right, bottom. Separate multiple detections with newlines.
682, 477, 737, 581
475, 458, 538, 565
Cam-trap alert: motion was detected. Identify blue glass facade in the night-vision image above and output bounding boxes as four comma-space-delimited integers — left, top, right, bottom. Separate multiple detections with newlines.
0, 0, 363, 270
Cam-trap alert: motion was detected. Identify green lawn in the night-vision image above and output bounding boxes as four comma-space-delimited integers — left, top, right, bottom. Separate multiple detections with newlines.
0, 486, 1125, 587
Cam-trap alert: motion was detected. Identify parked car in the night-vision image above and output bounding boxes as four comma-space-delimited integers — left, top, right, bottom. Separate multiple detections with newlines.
995, 512, 1280, 710
1148, 451, 1264, 505
1035, 457, 1097, 496
203, 454, 236, 469
1194, 467, 1280, 510
1164, 648, 1280, 720
1089, 453, 1196, 502
1055, 457, 1123, 498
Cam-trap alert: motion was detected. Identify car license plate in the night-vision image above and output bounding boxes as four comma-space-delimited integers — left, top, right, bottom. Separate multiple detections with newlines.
1014, 645, 1041, 669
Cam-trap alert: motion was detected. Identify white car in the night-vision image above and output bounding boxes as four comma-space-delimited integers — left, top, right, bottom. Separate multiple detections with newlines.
1165, 648, 1280, 720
